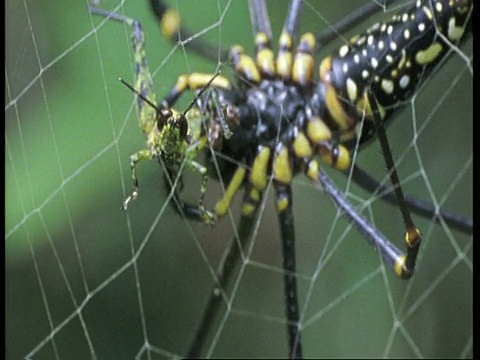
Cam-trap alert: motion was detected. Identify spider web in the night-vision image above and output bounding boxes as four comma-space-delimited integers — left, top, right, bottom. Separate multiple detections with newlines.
5, 0, 472, 358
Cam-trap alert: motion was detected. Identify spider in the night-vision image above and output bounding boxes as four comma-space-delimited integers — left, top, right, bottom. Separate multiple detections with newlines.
89, 0, 472, 358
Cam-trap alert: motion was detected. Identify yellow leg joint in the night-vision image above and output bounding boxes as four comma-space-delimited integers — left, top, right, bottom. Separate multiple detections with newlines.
230, 45, 261, 83
333, 145, 351, 171
255, 32, 275, 77
306, 160, 320, 182
242, 202, 256, 216
276, 32, 294, 80
319, 144, 351, 171
292, 33, 315, 87
394, 255, 407, 278
406, 228, 422, 247
242, 188, 261, 216
276, 195, 289, 213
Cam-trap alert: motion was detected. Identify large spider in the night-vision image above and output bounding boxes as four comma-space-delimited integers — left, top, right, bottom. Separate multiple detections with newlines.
89, 0, 472, 358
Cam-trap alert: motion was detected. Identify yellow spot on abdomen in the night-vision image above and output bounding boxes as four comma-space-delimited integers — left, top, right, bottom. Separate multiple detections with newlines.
346, 78, 358, 101
381, 79, 394, 94
415, 42, 443, 64
448, 17, 465, 41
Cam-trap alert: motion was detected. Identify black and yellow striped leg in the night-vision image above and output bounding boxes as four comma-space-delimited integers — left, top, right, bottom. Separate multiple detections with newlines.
248, 0, 272, 40
275, 0, 305, 81
366, 89, 421, 279
276, 183, 303, 359
160, 73, 231, 109
249, 0, 275, 78
316, 170, 405, 275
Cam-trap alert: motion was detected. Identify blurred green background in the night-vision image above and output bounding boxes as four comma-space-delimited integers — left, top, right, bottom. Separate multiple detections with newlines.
6, 0, 472, 358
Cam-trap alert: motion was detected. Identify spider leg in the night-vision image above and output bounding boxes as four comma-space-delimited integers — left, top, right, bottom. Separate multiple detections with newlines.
245, 2, 308, 357
200, 143, 306, 358
148, 0, 472, 230
275, 183, 303, 359
248, 0, 272, 41
305, 92, 421, 279
248, 0, 275, 78
366, 89, 421, 278
151, 0, 394, 72
149, 0, 230, 62
282, 0, 304, 41
160, 73, 231, 108
347, 164, 473, 235
312, 169, 405, 274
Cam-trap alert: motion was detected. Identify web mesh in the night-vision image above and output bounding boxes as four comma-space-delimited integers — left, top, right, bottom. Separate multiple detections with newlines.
6, 0, 472, 358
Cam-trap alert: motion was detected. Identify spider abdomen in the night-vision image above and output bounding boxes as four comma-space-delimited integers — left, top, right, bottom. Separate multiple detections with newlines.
319, 0, 472, 145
